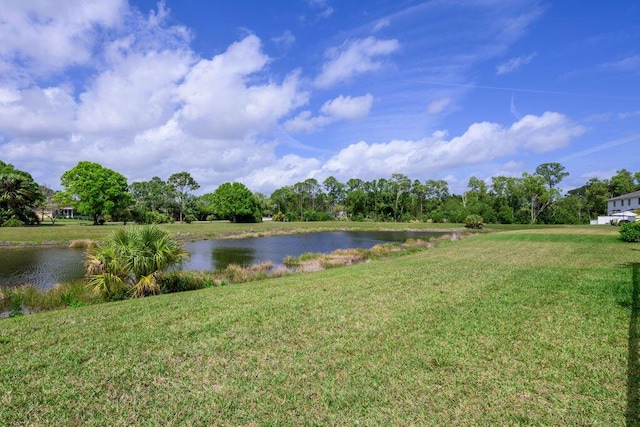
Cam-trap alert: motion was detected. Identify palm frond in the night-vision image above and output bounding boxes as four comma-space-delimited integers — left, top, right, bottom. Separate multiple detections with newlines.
129, 273, 160, 298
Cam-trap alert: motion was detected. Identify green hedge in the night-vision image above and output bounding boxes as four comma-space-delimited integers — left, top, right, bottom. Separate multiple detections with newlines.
620, 221, 640, 242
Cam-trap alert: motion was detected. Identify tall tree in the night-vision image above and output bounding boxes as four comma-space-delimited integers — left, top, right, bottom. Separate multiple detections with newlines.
463, 176, 488, 208
533, 163, 569, 223
208, 182, 261, 223
60, 161, 133, 225
253, 192, 276, 218
522, 172, 552, 223
609, 169, 636, 197
424, 179, 449, 218
583, 178, 610, 217
389, 173, 411, 221
345, 179, 367, 219
323, 176, 345, 217
168, 172, 200, 223
292, 181, 308, 218
304, 178, 322, 212
270, 186, 296, 218
411, 180, 427, 218
535, 162, 569, 191
491, 176, 524, 224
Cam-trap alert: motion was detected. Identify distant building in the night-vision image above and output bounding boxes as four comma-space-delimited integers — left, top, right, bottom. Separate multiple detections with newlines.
40, 207, 74, 220
591, 190, 640, 225
608, 190, 640, 215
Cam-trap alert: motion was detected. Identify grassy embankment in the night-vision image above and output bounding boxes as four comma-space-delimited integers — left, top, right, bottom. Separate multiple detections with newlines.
0, 225, 637, 425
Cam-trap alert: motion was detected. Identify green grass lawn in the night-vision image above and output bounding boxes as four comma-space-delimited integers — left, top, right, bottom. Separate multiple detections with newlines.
0, 225, 637, 425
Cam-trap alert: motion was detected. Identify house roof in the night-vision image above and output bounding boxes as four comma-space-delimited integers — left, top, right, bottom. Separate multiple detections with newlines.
608, 190, 640, 201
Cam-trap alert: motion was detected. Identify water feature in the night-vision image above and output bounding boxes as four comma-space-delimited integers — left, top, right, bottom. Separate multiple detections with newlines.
0, 230, 451, 290
0, 246, 86, 290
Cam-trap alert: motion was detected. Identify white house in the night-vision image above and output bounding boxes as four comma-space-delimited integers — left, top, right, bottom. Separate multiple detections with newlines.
591, 190, 640, 225
608, 190, 640, 214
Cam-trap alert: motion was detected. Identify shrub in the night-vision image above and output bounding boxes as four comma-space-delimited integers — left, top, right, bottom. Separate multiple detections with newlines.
69, 239, 95, 249
301, 210, 333, 222
464, 214, 484, 229
2, 218, 24, 227
620, 221, 640, 242
272, 212, 286, 222
158, 271, 213, 293
138, 211, 173, 224
85, 225, 188, 299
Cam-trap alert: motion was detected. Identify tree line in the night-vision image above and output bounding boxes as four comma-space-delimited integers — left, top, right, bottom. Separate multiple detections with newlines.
1, 159, 640, 227
270, 164, 640, 224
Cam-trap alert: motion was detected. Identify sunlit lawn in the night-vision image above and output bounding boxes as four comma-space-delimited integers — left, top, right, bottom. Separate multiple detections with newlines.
0, 225, 637, 425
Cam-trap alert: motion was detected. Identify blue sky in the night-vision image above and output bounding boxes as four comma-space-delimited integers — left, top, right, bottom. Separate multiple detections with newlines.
0, 0, 638, 195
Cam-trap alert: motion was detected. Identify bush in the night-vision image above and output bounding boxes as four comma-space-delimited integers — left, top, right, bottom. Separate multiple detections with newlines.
136, 211, 173, 225
302, 210, 333, 222
620, 221, 640, 242
86, 225, 188, 299
272, 212, 285, 222
158, 271, 214, 293
2, 218, 24, 227
464, 214, 484, 229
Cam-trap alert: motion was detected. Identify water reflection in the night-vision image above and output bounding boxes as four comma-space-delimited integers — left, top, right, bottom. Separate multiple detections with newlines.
0, 247, 85, 290
182, 230, 448, 271
211, 247, 256, 268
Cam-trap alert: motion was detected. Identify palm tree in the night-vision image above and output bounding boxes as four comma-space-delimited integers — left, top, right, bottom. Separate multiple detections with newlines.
85, 225, 188, 299
0, 172, 43, 224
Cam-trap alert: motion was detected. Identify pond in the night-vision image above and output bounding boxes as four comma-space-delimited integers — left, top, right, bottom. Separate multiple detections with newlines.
0, 230, 451, 290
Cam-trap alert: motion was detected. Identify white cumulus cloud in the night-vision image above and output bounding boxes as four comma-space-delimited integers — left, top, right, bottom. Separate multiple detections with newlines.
319, 112, 585, 180
176, 35, 307, 139
0, 0, 125, 77
284, 94, 373, 133
243, 154, 323, 192
77, 49, 194, 134
0, 85, 76, 138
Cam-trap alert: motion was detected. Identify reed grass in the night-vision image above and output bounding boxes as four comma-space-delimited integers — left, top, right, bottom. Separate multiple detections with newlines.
0, 280, 102, 317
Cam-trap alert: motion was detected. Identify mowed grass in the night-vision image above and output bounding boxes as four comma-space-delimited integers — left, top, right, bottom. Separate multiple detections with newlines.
0, 226, 637, 425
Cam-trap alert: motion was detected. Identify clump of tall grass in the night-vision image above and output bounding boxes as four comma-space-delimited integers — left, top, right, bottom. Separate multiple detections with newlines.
223, 262, 273, 283
68, 239, 96, 249
158, 271, 219, 293
0, 281, 101, 317
158, 262, 281, 294
284, 235, 456, 273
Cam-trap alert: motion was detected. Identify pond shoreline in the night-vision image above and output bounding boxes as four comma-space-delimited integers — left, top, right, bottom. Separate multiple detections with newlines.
0, 223, 469, 248
2, 230, 475, 318
1, 229, 476, 317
